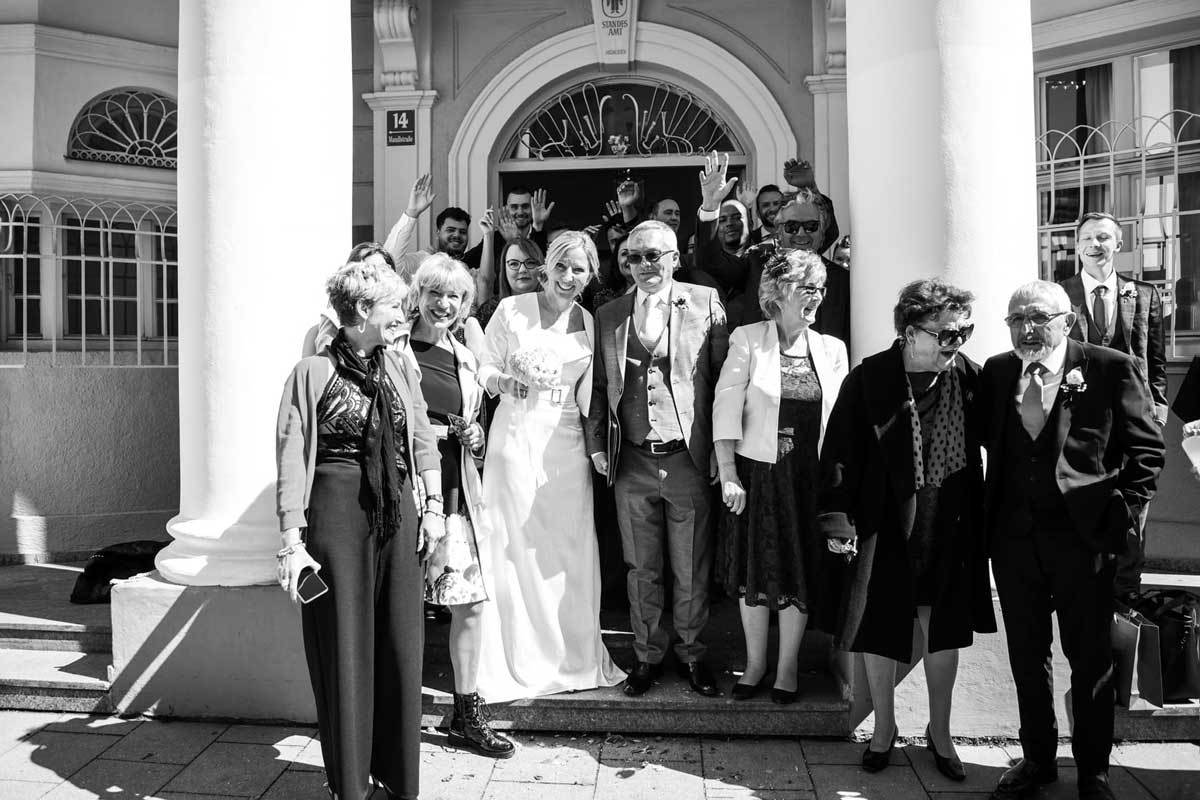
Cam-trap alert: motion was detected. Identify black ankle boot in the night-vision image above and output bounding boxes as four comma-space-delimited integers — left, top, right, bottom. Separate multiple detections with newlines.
448, 692, 515, 759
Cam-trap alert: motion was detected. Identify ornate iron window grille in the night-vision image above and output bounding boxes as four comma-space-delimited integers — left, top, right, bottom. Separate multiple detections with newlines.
66, 89, 178, 170
504, 80, 740, 160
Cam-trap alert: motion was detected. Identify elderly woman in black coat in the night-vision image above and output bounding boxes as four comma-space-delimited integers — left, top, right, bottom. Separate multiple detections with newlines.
818, 279, 995, 782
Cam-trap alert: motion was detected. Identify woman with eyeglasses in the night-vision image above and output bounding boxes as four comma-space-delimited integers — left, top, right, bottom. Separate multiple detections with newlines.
712, 249, 848, 705
472, 238, 545, 333
817, 279, 995, 781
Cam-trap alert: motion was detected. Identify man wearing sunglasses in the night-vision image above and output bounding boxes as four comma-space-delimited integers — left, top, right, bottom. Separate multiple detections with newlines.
586, 220, 729, 699
739, 192, 851, 348
1058, 211, 1168, 603
979, 281, 1163, 800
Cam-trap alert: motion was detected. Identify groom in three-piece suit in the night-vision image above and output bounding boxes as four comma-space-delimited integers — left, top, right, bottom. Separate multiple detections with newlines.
586, 220, 729, 697
980, 281, 1164, 800
1059, 211, 1168, 599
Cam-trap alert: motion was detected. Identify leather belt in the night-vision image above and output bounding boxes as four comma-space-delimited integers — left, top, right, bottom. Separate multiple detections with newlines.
633, 438, 686, 456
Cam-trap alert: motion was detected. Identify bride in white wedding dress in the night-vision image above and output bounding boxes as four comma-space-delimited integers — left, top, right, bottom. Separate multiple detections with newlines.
473, 232, 625, 703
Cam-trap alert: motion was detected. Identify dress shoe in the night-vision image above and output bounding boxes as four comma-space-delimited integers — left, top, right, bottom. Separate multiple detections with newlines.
925, 724, 966, 781
622, 661, 663, 696
988, 758, 1058, 800
861, 726, 897, 772
677, 660, 721, 696
731, 672, 770, 700
1078, 773, 1117, 800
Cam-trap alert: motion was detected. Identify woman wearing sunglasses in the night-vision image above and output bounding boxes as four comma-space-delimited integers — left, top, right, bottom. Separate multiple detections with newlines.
712, 249, 848, 704
817, 279, 995, 781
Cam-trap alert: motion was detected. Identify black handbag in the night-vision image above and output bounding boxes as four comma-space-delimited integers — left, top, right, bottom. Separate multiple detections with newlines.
1130, 589, 1200, 702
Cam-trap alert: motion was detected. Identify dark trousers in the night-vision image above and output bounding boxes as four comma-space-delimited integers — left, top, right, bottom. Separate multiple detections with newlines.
613, 445, 713, 664
302, 462, 423, 800
991, 525, 1116, 776
1114, 502, 1150, 597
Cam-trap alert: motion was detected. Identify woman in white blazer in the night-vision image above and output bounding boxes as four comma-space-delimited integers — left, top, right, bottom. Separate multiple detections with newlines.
712, 249, 848, 703
407, 254, 515, 759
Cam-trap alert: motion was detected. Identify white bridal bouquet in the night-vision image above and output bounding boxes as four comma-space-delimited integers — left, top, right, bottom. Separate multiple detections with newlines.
509, 345, 563, 391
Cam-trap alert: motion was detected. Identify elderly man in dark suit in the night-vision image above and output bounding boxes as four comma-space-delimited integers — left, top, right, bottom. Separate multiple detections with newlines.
1058, 211, 1168, 599
586, 220, 729, 697
980, 281, 1164, 800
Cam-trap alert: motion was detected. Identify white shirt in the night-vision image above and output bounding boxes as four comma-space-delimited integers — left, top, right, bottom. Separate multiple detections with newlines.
1014, 337, 1068, 418
634, 285, 671, 341
1080, 268, 1118, 335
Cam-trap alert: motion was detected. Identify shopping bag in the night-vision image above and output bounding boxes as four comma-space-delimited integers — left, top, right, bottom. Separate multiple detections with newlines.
1111, 609, 1164, 710
1133, 590, 1200, 702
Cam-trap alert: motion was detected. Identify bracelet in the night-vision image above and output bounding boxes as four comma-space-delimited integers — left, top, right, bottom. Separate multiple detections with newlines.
425, 494, 443, 506
277, 542, 305, 559
423, 509, 446, 520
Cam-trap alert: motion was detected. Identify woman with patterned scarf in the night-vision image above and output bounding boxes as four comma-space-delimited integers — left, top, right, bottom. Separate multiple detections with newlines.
817, 279, 996, 782
276, 260, 443, 800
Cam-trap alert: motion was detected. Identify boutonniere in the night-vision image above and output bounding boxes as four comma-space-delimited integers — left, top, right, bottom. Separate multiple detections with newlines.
1061, 367, 1088, 404
1119, 284, 1137, 300
672, 296, 689, 312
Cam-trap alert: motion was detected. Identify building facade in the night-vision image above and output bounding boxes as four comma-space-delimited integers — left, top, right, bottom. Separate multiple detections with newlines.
1, 0, 1198, 571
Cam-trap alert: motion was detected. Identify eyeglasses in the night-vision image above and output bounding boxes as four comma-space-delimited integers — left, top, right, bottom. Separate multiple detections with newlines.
1004, 311, 1068, 329
796, 285, 827, 297
625, 249, 677, 266
780, 220, 821, 235
505, 259, 540, 272
914, 324, 974, 346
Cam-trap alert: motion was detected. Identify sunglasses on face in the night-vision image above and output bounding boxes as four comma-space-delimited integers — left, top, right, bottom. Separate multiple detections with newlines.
1004, 311, 1068, 329
505, 259, 540, 271
780, 220, 821, 235
914, 324, 975, 346
625, 249, 677, 266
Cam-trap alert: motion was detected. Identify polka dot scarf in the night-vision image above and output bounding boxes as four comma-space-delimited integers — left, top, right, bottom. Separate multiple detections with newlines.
905, 365, 968, 491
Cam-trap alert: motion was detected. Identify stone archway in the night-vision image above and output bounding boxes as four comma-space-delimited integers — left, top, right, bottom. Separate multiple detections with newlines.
447, 22, 796, 213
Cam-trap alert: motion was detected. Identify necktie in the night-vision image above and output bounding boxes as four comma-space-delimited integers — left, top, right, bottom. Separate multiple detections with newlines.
1092, 285, 1109, 343
641, 295, 664, 344
1020, 362, 1046, 438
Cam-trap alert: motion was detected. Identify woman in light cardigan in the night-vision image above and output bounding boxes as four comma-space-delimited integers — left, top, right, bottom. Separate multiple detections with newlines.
277, 260, 443, 800
712, 249, 847, 704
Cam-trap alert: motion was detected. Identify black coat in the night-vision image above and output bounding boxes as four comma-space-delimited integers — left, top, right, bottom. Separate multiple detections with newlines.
817, 343, 995, 662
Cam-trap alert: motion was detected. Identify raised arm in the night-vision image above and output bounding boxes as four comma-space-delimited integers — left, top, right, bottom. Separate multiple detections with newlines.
383, 173, 435, 263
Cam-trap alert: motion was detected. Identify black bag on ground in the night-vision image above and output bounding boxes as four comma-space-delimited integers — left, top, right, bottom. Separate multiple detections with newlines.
1129, 589, 1200, 702
69, 540, 168, 604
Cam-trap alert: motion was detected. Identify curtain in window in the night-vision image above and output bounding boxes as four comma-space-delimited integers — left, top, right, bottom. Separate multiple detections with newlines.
1081, 65, 1113, 155
1172, 44, 1200, 143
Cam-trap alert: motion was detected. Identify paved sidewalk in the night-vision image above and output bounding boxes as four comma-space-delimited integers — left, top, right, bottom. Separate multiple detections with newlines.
0, 711, 1197, 799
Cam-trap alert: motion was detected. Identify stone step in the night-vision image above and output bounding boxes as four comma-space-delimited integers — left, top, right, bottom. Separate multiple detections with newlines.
0, 621, 111, 653
421, 669, 848, 736
0, 648, 112, 713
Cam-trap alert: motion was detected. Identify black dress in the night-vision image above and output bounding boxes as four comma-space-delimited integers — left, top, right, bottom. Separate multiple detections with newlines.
719, 352, 823, 610
302, 372, 422, 800
412, 340, 487, 605
906, 370, 944, 606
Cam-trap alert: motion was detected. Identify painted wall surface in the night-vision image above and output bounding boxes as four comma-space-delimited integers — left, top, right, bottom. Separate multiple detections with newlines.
351, 0, 375, 237
0, 39, 35, 171
1032, 0, 1124, 24
418, 0, 815, 221
0, 366, 179, 559
0, 0, 180, 47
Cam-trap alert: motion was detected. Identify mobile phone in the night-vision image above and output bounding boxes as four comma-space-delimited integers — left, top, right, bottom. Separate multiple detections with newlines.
296, 568, 329, 604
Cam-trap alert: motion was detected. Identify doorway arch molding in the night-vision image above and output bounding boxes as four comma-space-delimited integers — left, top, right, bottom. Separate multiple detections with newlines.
447, 22, 796, 212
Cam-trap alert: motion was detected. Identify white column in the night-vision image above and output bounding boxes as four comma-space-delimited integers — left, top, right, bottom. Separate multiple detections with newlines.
363, 90, 437, 252
156, 0, 352, 586
846, 0, 1038, 360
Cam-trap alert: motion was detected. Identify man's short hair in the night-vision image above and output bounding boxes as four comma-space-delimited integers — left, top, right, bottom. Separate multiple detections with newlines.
1076, 211, 1121, 236
506, 185, 534, 201
1009, 280, 1071, 313
629, 219, 678, 250
435, 207, 470, 228
756, 184, 783, 202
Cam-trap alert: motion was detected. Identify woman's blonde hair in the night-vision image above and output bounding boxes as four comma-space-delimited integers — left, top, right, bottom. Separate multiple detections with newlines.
411, 253, 476, 331
326, 260, 410, 327
758, 249, 827, 319
541, 231, 599, 290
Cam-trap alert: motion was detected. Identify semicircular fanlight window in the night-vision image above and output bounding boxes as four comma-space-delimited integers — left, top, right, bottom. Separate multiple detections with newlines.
67, 89, 178, 170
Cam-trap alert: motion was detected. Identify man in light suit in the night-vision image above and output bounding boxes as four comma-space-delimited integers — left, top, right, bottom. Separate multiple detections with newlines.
1059, 211, 1167, 599
586, 220, 729, 697
981, 281, 1164, 800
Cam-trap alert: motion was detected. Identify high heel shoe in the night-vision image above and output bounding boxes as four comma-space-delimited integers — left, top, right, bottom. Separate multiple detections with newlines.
925, 724, 966, 781
731, 672, 770, 700
861, 725, 897, 772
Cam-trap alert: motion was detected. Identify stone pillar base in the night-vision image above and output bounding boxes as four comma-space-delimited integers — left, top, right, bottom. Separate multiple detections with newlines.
109, 572, 314, 721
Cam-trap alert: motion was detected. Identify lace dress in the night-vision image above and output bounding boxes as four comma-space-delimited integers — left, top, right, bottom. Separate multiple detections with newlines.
719, 352, 823, 610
